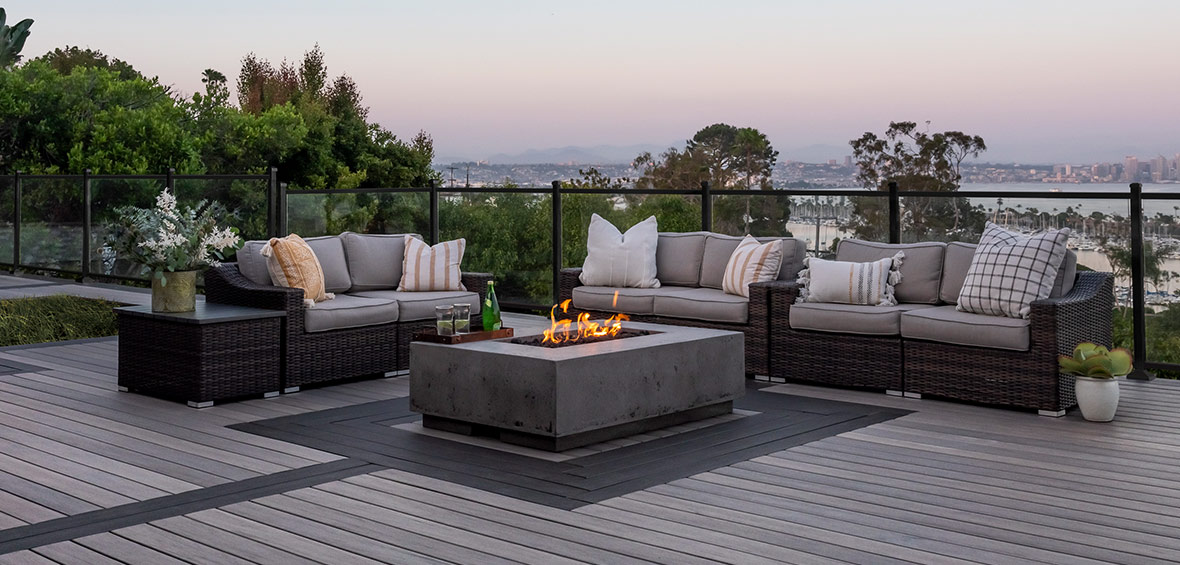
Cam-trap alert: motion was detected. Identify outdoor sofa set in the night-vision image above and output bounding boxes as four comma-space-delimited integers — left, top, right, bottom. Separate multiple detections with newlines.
561, 230, 1113, 416
207, 223, 1112, 416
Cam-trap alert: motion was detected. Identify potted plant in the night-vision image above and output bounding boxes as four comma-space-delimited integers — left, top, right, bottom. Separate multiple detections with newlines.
1058, 342, 1131, 422
105, 189, 241, 312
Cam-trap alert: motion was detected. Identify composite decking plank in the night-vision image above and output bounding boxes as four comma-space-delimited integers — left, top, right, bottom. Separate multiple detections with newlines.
321, 477, 640, 564
0, 453, 134, 509
222, 499, 450, 565
113, 523, 258, 565
186, 507, 388, 565
252, 492, 522, 565
0, 490, 66, 524
371, 468, 721, 565
0, 550, 55, 565
291, 486, 589, 565
30, 541, 123, 565
0, 436, 172, 502
73, 531, 190, 565
148, 515, 317, 565
0, 350, 116, 377
0, 510, 26, 530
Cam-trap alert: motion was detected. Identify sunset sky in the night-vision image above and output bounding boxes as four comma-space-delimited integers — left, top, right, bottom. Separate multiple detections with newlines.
9, 0, 1180, 163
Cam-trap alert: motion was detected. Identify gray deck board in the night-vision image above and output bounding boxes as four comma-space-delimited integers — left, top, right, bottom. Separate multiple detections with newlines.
5, 325, 1180, 563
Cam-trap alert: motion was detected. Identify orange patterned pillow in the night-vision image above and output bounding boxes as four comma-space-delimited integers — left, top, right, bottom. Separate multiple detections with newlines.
260, 234, 333, 306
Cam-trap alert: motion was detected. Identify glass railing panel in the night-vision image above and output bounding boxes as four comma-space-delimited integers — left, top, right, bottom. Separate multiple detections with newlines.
285, 190, 430, 245
1142, 196, 1180, 370
775, 193, 878, 256
439, 190, 552, 307
563, 193, 701, 268
0, 175, 12, 265
90, 177, 164, 279
174, 177, 270, 243
19, 177, 83, 273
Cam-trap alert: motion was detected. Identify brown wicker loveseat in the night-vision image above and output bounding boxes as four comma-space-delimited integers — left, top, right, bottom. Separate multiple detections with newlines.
206, 233, 490, 391
769, 239, 1113, 416
559, 232, 808, 377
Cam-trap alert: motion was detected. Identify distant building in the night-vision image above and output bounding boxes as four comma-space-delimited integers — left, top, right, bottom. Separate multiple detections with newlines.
1124, 156, 1139, 182
843, 156, 852, 167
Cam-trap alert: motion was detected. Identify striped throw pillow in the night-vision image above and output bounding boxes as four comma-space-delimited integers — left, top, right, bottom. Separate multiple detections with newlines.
398, 236, 467, 291
722, 236, 784, 298
260, 234, 333, 307
796, 252, 904, 306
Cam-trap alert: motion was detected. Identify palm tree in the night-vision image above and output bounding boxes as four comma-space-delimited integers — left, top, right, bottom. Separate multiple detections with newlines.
0, 9, 34, 70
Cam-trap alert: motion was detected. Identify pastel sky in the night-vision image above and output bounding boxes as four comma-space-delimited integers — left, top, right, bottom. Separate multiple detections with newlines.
9, 0, 1180, 163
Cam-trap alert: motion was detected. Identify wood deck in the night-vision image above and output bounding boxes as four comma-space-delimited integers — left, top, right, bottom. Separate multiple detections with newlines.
2, 311, 1180, 563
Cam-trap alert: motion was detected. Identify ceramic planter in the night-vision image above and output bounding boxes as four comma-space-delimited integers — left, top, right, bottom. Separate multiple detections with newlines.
151, 270, 197, 313
1074, 375, 1119, 422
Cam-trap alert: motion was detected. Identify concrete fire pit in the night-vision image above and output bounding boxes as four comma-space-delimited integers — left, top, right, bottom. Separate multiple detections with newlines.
409, 321, 744, 451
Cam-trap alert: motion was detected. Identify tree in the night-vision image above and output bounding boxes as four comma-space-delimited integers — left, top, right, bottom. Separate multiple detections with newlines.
846, 121, 987, 241
1102, 239, 1178, 316
0, 8, 33, 69
32, 46, 141, 81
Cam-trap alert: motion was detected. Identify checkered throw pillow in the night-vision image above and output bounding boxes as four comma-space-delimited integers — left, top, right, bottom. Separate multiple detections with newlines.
956, 223, 1071, 319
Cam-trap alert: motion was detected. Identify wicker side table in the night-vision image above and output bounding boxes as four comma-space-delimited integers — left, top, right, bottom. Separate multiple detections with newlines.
116, 303, 285, 408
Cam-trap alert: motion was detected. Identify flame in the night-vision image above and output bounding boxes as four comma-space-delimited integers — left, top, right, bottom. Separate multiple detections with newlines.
542, 291, 630, 344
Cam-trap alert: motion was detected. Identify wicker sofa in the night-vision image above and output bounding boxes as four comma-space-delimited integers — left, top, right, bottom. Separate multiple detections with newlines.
769, 239, 1113, 416
205, 233, 490, 391
559, 232, 808, 377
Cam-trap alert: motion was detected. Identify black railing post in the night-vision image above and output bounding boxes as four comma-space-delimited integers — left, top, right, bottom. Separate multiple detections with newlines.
278, 183, 288, 236
888, 181, 900, 244
267, 167, 278, 237
81, 169, 92, 280
428, 179, 440, 245
552, 180, 563, 304
166, 168, 175, 192
701, 180, 712, 231
1128, 182, 1155, 380
12, 170, 20, 274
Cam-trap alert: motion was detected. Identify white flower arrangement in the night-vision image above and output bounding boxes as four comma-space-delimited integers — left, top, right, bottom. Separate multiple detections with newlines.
106, 189, 242, 285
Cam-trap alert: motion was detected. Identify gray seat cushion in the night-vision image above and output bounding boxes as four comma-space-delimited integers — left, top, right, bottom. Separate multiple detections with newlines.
350, 289, 480, 321
303, 294, 399, 333
652, 287, 749, 324
836, 240, 946, 304
304, 235, 351, 294
789, 303, 936, 336
939, 242, 1076, 304
656, 232, 708, 287
900, 305, 1030, 351
700, 233, 807, 289
572, 286, 693, 315
234, 236, 350, 293
340, 232, 421, 291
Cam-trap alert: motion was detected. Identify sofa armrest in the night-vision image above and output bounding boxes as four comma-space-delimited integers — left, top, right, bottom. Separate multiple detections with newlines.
558, 268, 583, 302
205, 263, 308, 333
1029, 271, 1114, 354
462, 272, 493, 306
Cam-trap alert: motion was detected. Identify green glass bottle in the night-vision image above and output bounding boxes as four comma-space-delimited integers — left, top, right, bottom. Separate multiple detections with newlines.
482, 281, 502, 331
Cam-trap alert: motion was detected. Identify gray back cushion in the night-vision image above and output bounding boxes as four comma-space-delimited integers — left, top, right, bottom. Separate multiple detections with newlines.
304, 235, 351, 294
700, 233, 807, 289
837, 240, 946, 304
655, 232, 707, 287
340, 232, 420, 291
236, 240, 272, 286
939, 242, 1077, 304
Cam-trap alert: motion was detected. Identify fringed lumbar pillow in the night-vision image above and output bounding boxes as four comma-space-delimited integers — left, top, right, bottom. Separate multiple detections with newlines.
261, 233, 334, 307
579, 214, 660, 288
796, 251, 904, 306
957, 222, 1070, 319
398, 236, 467, 291
722, 235, 784, 298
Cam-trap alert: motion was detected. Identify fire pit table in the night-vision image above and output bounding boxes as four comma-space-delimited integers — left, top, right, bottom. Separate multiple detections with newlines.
409, 321, 744, 451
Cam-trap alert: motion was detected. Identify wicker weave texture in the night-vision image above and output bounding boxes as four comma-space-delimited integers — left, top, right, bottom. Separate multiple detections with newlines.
117, 314, 281, 404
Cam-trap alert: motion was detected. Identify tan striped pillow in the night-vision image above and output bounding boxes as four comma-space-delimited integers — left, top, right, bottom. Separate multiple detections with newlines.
260, 234, 333, 307
398, 236, 466, 291
722, 236, 784, 298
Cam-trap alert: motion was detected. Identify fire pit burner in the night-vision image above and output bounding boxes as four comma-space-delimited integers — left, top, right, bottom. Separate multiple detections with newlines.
511, 328, 656, 348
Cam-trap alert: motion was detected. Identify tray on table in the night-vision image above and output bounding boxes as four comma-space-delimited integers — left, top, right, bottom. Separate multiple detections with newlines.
413, 327, 514, 344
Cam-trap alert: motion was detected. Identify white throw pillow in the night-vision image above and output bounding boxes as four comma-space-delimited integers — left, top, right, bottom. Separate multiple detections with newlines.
722, 236, 783, 297
957, 222, 1070, 319
579, 214, 660, 288
796, 252, 904, 306
398, 236, 467, 291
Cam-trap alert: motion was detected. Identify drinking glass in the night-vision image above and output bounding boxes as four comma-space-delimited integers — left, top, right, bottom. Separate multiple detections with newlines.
453, 303, 471, 334
435, 305, 454, 336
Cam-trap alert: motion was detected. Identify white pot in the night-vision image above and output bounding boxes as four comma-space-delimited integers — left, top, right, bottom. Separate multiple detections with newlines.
1074, 375, 1120, 422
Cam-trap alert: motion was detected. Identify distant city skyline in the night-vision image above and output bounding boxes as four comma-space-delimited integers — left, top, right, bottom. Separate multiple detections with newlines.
10, 1, 1180, 164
